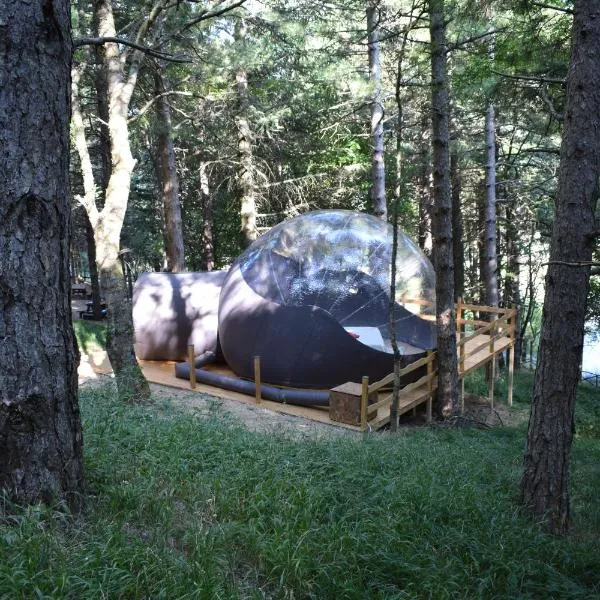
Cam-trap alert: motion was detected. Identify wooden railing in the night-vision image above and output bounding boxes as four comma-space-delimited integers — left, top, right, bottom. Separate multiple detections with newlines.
357, 300, 517, 429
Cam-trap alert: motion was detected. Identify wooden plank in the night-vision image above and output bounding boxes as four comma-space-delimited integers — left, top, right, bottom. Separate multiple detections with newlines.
187, 345, 196, 389
368, 353, 435, 393
508, 342, 515, 407
489, 348, 495, 410
139, 360, 363, 431
458, 302, 511, 315
360, 376, 369, 429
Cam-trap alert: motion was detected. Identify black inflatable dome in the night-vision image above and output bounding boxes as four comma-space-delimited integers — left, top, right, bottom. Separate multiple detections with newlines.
218, 210, 436, 388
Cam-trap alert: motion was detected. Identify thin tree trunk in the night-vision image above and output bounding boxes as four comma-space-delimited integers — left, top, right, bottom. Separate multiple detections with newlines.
521, 0, 600, 533
418, 113, 433, 256
0, 0, 84, 508
451, 145, 464, 300
85, 215, 103, 319
200, 162, 215, 271
235, 18, 258, 248
389, 201, 402, 432
505, 202, 522, 368
483, 105, 499, 308
429, 0, 459, 416
84, 0, 162, 402
367, 2, 386, 221
154, 67, 185, 272
72, 65, 103, 319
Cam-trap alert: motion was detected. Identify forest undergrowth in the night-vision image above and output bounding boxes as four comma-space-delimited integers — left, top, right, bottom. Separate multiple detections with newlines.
0, 371, 599, 599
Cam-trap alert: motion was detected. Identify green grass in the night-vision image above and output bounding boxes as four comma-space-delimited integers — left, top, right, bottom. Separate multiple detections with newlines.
73, 320, 107, 354
1, 376, 599, 599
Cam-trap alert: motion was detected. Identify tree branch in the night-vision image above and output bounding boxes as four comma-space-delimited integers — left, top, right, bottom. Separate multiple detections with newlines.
543, 261, 600, 268
539, 85, 563, 121
531, 2, 573, 14
492, 70, 565, 85
73, 36, 191, 63
128, 90, 193, 123
175, 0, 247, 37
447, 28, 506, 52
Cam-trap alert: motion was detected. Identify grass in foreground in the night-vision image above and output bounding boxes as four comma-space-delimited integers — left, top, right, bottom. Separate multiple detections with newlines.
1, 374, 599, 599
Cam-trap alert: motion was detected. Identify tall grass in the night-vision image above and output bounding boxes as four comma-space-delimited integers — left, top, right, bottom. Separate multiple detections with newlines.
0, 377, 599, 599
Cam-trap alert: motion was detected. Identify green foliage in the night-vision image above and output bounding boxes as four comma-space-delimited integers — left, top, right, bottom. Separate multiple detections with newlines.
1, 377, 599, 598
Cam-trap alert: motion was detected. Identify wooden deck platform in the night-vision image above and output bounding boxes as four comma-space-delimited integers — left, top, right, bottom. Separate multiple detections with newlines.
140, 302, 516, 432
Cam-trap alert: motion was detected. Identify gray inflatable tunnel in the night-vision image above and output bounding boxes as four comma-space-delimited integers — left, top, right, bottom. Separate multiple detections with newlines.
132, 271, 227, 361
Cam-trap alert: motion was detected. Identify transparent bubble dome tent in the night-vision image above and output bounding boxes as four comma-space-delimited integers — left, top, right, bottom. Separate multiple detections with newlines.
218, 210, 437, 389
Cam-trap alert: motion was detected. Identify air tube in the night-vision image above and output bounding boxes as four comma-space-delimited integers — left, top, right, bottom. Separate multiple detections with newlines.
175, 362, 330, 407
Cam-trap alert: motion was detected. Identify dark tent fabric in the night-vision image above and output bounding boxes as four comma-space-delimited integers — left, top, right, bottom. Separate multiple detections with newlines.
218, 210, 437, 389
133, 271, 227, 361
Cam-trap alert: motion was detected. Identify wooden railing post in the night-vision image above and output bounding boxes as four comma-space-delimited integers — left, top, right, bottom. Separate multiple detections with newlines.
254, 355, 261, 404
426, 351, 433, 423
188, 344, 196, 389
360, 376, 369, 430
488, 320, 496, 410
507, 307, 515, 407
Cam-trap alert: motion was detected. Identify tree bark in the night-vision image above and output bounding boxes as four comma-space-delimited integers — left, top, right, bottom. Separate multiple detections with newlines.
154, 67, 186, 272
504, 202, 521, 368
367, 2, 387, 221
450, 145, 464, 300
0, 0, 85, 508
84, 0, 160, 402
429, 0, 459, 415
235, 18, 258, 248
520, 0, 600, 533
483, 105, 499, 308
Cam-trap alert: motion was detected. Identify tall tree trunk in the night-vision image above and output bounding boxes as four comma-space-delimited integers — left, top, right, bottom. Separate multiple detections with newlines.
84, 0, 159, 402
418, 113, 433, 256
483, 105, 499, 307
429, 0, 459, 415
154, 67, 185, 272
521, 0, 600, 533
72, 65, 103, 319
200, 162, 215, 271
235, 18, 258, 248
0, 0, 84, 507
451, 145, 464, 300
367, 2, 386, 220
505, 202, 522, 369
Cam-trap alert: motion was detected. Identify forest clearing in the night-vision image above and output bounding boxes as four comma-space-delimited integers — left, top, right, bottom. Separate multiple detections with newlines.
1, 0, 600, 596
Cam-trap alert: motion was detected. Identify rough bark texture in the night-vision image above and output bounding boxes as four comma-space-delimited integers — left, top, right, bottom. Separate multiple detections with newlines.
154, 68, 185, 272
0, 0, 85, 507
450, 146, 464, 300
520, 0, 600, 533
235, 19, 258, 248
483, 105, 499, 307
367, 2, 387, 221
429, 0, 459, 415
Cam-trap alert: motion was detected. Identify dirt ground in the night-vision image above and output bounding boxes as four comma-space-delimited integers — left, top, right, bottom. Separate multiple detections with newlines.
81, 375, 355, 438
